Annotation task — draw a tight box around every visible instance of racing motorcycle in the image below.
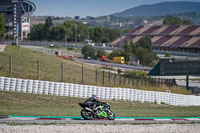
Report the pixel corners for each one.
[79,101,116,120]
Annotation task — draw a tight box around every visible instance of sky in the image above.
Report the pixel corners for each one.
[31,0,200,17]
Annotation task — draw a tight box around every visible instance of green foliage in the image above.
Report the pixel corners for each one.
[95,48,106,59]
[133,37,158,66]
[81,45,95,59]
[0,14,5,39]
[122,41,133,62]
[130,41,137,54]
[89,27,104,43]
[67,47,74,50]
[29,19,120,43]
[163,16,193,25]
[135,47,157,66]
[124,71,147,78]
[29,24,45,40]
[110,50,123,59]
[44,17,53,39]
[104,28,120,42]
[137,37,152,51]
[165,53,171,57]
[183,19,194,25]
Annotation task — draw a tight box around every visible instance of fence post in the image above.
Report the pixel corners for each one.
[96,68,98,84]
[132,78,134,87]
[61,63,64,82]
[9,56,12,74]
[82,65,84,84]
[108,71,111,84]
[119,74,121,85]
[37,60,40,80]
[114,73,116,85]
[102,71,104,85]
[124,76,126,85]
[136,78,138,87]
[158,78,161,87]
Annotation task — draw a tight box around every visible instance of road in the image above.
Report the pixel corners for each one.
[74,58,152,71]
[1,116,200,124]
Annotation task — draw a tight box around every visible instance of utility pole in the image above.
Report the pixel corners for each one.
[75,24,77,44]
[120,22,123,45]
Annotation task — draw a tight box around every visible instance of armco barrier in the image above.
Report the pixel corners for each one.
[0,76,200,106]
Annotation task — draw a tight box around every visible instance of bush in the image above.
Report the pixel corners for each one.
[67,47,74,50]
[124,71,147,79]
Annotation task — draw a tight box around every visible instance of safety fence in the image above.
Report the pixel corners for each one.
[0,76,200,106]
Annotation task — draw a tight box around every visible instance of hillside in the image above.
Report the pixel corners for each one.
[0,45,191,94]
[112,1,200,17]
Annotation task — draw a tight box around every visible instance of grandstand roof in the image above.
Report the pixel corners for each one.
[112,25,200,49]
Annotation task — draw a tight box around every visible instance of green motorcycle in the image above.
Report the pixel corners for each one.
[79,101,116,120]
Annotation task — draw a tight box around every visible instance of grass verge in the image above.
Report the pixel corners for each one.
[0,91,200,117]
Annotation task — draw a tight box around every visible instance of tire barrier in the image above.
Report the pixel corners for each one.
[0,76,200,106]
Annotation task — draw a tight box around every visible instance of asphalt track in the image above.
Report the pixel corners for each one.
[1,116,200,124]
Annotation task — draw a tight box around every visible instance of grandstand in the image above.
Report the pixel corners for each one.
[0,0,36,40]
[112,26,200,53]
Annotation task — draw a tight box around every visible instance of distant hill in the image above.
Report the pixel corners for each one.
[112,1,200,17]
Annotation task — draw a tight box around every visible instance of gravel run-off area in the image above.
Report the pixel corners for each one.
[1,124,200,133]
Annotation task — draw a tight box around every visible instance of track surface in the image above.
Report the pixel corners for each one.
[1,116,200,124]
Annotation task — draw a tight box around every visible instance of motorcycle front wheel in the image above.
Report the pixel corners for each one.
[107,110,116,120]
[81,109,94,120]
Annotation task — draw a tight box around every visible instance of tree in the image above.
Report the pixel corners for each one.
[110,50,123,59]
[0,14,5,39]
[137,37,152,51]
[89,27,105,43]
[74,16,80,20]
[163,16,193,25]
[81,45,95,59]
[122,41,132,62]
[130,41,137,54]
[44,17,53,40]
[95,48,106,59]
[104,28,120,43]
[183,19,193,25]
[29,24,45,40]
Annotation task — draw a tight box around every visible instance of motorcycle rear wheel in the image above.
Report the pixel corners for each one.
[81,109,94,120]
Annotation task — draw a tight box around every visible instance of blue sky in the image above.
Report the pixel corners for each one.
[31,0,200,17]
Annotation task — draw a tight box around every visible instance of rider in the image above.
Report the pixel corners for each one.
[84,94,100,110]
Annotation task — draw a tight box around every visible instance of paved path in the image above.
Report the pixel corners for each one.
[0,45,5,52]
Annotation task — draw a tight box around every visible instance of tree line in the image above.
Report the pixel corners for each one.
[29,17,120,43]
[163,16,193,25]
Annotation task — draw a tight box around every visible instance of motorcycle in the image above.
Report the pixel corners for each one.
[79,101,116,120]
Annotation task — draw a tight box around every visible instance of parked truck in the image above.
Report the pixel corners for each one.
[111,57,125,64]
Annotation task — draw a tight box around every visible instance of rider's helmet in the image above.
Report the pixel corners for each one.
[92,94,98,100]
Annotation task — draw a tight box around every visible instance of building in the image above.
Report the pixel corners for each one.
[0,0,36,40]
[112,25,200,53]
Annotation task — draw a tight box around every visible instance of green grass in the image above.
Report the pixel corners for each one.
[0,45,192,95]
[0,91,200,117]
